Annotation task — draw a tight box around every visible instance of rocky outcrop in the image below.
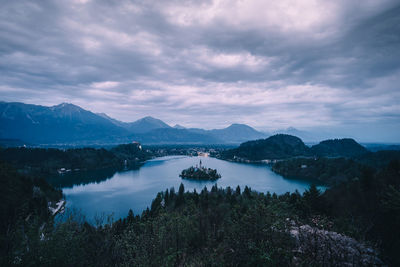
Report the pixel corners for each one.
[289,222,384,266]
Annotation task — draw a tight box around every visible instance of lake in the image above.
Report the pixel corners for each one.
[61,156,325,221]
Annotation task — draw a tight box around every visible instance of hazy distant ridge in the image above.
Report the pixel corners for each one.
[0,102,266,145]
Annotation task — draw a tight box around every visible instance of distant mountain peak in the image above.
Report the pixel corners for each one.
[0,101,273,145]
[226,123,256,130]
[51,102,83,112]
[59,102,71,106]
[228,123,248,127]
[135,116,169,126]
[53,102,76,108]
[273,127,321,142]
[173,124,186,129]
[206,123,266,143]
[0,101,128,144]
[123,116,171,134]
[97,112,109,117]
[97,112,116,120]
[139,116,161,122]
[286,127,297,131]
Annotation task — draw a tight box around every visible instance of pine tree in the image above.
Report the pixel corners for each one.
[303,184,321,212]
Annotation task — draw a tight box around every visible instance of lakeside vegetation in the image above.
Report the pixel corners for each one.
[220,134,400,187]
[0,162,62,266]
[1,137,400,265]
[272,157,366,186]
[272,150,400,186]
[0,143,152,177]
[1,159,399,265]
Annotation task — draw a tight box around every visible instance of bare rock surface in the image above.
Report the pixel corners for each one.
[289,222,385,266]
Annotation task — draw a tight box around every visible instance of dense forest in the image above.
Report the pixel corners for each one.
[0,162,62,266]
[272,157,365,185]
[0,143,152,177]
[1,157,399,266]
[1,138,400,266]
[271,150,400,185]
[221,134,400,188]
[221,134,311,161]
[220,135,373,161]
[311,138,368,157]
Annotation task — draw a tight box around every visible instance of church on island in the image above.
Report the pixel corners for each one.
[179,160,221,181]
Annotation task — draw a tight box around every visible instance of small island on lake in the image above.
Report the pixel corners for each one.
[180,160,221,181]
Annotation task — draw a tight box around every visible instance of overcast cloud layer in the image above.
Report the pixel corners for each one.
[0,0,399,142]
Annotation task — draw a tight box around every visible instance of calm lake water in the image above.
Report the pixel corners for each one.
[61,156,324,221]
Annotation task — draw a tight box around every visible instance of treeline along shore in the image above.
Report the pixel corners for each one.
[1,135,400,265]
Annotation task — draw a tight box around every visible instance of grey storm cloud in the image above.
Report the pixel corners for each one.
[0,0,399,142]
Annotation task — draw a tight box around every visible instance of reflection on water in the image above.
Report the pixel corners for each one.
[62,156,325,221]
[47,168,119,188]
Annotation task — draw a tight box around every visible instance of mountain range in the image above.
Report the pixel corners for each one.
[272,127,338,143]
[0,102,267,145]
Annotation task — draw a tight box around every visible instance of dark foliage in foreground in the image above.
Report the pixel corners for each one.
[323,160,400,264]
[0,162,62,266]
[1,159,400,266]
[355,150,400,169]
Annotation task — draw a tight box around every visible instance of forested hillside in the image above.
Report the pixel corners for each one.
[310,138,368,157]
[221,134,311,160]
[0,162,62,265]
[1,159,399,266]
[272,150,400,185]
[0,143,152,177]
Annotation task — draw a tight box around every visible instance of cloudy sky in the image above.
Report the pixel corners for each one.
[1,0,399,141]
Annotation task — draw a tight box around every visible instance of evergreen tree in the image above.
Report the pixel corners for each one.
[303,184,321,212]
[176,183,185,207]
[235,185,241,195]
